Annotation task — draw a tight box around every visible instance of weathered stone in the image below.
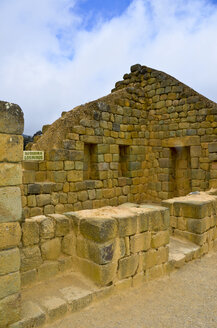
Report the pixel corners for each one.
[0,134,23,162]
[77,237,117,264]
[130,232,151,253]
[9,301,46,328]
[21,269,37,287]
[59,286,92,312]
[0,293,21,327]
[0,163,22,186]
[40,297,67,321]
[20,246,42,272]
[0,101,24,134]
[36,194,51,207]
[0,187,22,222]
[0,272,20,299]
[0,222,21,250]
[48,214,70,236]
[22,221,39,246]
[112,213,137,237]
[151,231,170,248]
[41,238,61,260]
[40,217,55,239]
[62,234,76,256]
[118,254,139,279]
[37,262,59,281]
[76,257,117,286]
[80,218,117,242]
[0,248,20,275]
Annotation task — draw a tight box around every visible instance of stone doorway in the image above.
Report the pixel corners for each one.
[170,146,191,196]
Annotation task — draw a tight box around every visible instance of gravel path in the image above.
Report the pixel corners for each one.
[47,252,217,328]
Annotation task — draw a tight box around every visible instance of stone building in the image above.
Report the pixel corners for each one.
[22,64,217,217]
[1,64,217,327]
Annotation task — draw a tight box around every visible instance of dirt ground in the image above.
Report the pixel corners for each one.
[46,251,217,328]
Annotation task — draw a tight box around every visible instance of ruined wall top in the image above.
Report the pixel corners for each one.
[0,101,24,135]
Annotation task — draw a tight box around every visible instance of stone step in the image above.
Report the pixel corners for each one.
[10,237,201,328]
[168,236,200,270]
[9,271,112,328]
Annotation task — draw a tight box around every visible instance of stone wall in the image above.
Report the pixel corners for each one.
[0,101,24,327]
[20,213,75,287]
[20,203,170,288]
[163,190,217,255]
[21,64,217,218]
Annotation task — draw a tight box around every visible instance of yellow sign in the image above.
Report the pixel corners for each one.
[23,151,44,161]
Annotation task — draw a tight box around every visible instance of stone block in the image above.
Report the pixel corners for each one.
[0,222,21,250]
[41,238,61,260]
[143,249,157,269]
[80,218,117,242]
[0,293,21,327]
[208,142,217,153]
[113,214,137,237]
[39,217,55,239]
[151,231,170,248]
[0,187,22,223]
[40,297,67,321]
[27,183,41,194]
[0,134,23,162]
[173,201,209,219]
[187,218,209,234]
[37,261,59,281]
[9,301,46,328]
[118,254,139,279]
[67,171,83,182]
[146,264,164,280]
[76,257,117,286]
[48,214,70,236]
[22,221,39,246]
[0,272,20,300]
[58,256,73,272]
[36,194,51,207]
[190,146,201,157]
[130,232,151,253]
[0,248,20,275]
[0,163,22,186]
[0,101,24,134]
[77,237,117,264]
[21,269,37,287]
[59,286,92,312]
[20,246,42,272]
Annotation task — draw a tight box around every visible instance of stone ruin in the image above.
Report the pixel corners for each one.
[1,64,217,327]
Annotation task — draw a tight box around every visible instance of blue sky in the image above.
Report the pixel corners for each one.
[1,0,217,134]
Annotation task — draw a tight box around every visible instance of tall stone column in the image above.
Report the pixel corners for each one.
[0,101,24,327]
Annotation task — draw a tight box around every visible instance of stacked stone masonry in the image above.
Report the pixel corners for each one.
[0,101,24,328]
[2,64,217,326]
[20,204,170,288]
[22,64,217,217]
[163,190,217,255]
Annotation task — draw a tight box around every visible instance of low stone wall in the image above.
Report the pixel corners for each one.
[20,214,75,287]
[69,204,170,286]
[0,101,24,328]
[20,204,170,288]
[163,191,217,255]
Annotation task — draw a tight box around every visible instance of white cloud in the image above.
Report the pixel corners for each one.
[0,0,217,134]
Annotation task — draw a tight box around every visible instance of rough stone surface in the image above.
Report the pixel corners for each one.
[0,163,22,186]
[0,222,21,250]
[0,101,24,134]
[0,293,21,328]
[41,238,61,260]
[0,248,20,275]
[80,218,117,242]
[0,187,22,223]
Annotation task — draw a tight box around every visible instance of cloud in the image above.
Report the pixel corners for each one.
[0,0,217,134]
